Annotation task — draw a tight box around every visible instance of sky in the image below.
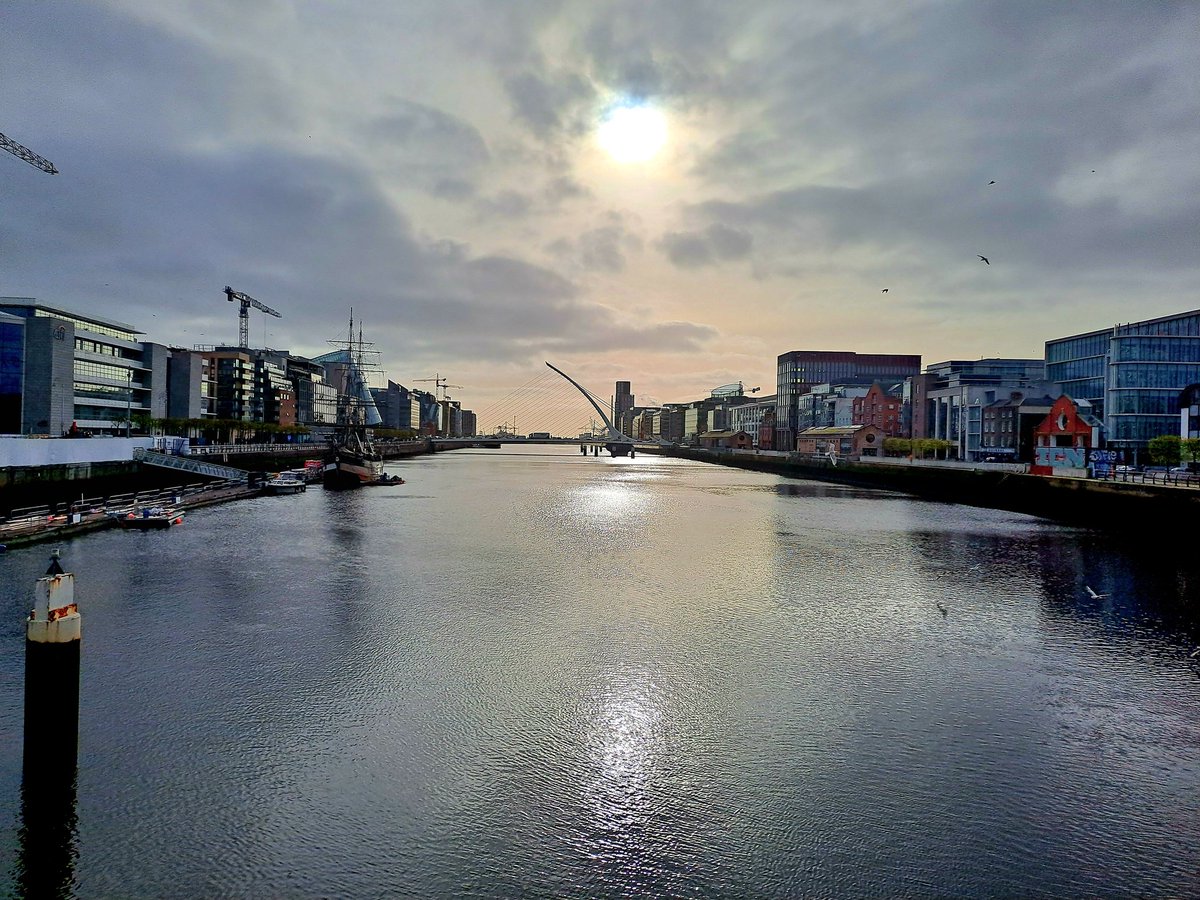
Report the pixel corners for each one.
[3,1,1199,429]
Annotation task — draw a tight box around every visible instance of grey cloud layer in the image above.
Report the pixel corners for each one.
[4,0,1199,401]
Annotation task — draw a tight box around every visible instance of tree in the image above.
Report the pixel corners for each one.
[1184,437,1200,466]
[883,438,911,457]
[1148,434,1182,466]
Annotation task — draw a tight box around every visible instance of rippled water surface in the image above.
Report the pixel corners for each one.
[2,446,1199,897]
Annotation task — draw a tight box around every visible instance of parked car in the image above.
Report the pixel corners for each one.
[1115,465,1137,473]
[1169,466,1193,475]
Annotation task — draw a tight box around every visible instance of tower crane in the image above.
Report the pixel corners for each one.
[0,132,58,174]
[223,285,282,349]
[415,374,463,401]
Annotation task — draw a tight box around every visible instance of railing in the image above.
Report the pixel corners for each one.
[133,449,251,482]
[188,442,323,456]
[1095,468,1200,488]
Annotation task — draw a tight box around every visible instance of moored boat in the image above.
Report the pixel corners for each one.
[319,311,392,490]
[263,471,307,495]
[114,507,184,529]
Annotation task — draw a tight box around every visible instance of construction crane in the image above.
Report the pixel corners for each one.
[415,374,463,401]
[0,131,58,174]
[223,285,282,349]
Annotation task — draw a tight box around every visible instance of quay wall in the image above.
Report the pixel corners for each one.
[646,446,1199,533]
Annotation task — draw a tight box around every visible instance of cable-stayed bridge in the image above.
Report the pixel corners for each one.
[467,362,637,457]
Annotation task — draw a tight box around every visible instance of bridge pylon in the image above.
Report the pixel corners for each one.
[544,362,636,457]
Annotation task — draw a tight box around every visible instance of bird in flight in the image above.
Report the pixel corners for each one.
[1189,647,1199,659]
[988,180,996,185]
[1085,585,1109,599]
[978,255,990,265]
[936,602,948,618]
[881,288,888,293]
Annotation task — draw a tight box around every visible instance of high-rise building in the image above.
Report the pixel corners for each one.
[614,381,634,422]
[1046,308,1200,456]
[776,351,921,449]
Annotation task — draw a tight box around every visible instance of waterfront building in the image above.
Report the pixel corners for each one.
[795,424,886,458]
[461,409,477,437]
[796,384,870,433]
[776,350,921,449]
[699,430,752,450]
[980,392,1057,461]
[0,298,169,435]
[1031,395,1103,476]
[656,406,685,443]
[727,395,776,448]
[910,359,1048,461]
[851,383,904,437]
[0,312,26,433]
[370,381,424,432]
[1046,308,1200,458]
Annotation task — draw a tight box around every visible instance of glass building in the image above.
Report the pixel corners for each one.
[1046,308,1200,455]
[0,312,25,433]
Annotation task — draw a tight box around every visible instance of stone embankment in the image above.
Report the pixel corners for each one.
[643,446,1200,533]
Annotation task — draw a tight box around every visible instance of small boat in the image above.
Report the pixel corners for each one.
[263,472,307,495]
[115,506,184,529]
[367,473,405,486]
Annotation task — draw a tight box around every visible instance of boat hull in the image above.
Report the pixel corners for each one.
[322,452,384,489]
[115,511,184,529]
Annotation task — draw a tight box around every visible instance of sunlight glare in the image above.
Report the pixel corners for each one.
[597,104,668,164]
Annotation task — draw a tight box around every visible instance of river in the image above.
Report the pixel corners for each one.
[2,445,1199,898]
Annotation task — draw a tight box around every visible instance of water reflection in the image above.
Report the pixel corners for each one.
[12,772,78,899]
[13,720,79,900]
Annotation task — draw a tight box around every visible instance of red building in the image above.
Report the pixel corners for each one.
[1031,395,1104,475]
[852,382,903,436]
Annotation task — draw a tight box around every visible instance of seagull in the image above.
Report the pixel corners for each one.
[936,602,948,617]
[988,180,996,185]
[1190,647,1199,659]
[978,255,990,265]
[1085,585,1109,599]
[881,288,888,293]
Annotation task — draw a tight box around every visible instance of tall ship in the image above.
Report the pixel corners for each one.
[317,313,387,489]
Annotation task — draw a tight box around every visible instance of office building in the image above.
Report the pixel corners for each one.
[911,358,1048,460]
[0,298,169,435]
[776,351,920,449]
[1046,308,1200,456]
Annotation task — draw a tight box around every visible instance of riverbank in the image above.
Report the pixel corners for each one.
[643,445,1200,534]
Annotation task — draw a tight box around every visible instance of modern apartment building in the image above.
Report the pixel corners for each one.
[1046,308,1200,456]
[851,383,904,436]
[727,395,776,448]
[776,350,920,449]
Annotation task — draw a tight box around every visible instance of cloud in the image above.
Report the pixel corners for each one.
[658,224,753,269]
[504,70,595,138]
[365,98,491,173]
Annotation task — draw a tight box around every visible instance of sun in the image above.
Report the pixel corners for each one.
[596,104,668,164]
